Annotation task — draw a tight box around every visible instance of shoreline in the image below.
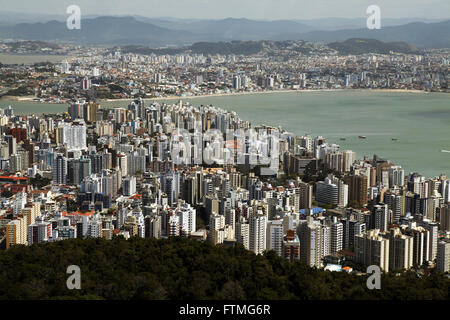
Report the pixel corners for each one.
[101,88,431,103]
[0,88,448,180]
[0,88,437,105]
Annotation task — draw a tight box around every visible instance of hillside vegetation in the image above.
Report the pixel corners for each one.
[328,38,419,55]
[0,237,448,300]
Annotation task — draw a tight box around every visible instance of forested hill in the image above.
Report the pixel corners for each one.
[328,38,419,55]
[0,237,448,300]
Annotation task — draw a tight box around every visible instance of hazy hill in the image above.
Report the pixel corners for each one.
[119,40,322,56]
[0,16,194,46]
[328,38,420,55]
[300,20,450,48]
[294,17,445,31]
[0,16,448,48]
[166,18,314,39]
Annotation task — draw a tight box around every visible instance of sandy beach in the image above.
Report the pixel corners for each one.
[0,88,433,104]
[101,88,431,103]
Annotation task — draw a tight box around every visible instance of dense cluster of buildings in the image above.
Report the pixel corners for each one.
[1,41,448,103]
[0,98,449,276]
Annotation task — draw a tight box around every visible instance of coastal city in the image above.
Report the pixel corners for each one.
[0,0,450,303]
[0,40,449,104]
[0,90,449,275]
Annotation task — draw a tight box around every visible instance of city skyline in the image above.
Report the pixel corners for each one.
[0,0,449,305]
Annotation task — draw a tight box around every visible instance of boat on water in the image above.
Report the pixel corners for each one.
[340,138,346,141]
[392,138,398,141]
[441,150,450,153]
[358,135,366,139]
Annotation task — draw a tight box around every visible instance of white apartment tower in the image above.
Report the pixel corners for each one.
[266,219,284,257]
[330,217,343,254]
[249,215,267,255]
[354,229,390,272]
[436,241,450,273]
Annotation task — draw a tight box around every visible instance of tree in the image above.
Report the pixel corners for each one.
[29,173,51,189]
[0,237,448,300]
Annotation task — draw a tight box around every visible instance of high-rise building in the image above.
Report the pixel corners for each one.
[441,180,450,203]
[440,205,450,232]
[329,217,343,254]
[236,221,249,250]
[208,214,225,245]
[325,152,343,173]
[68,103,84,120]
[342,150,356,172]
[53,154,68,185]
[232,75,241,90]
[22,202,41,226]
[84,102,99,123]
[283,229,300,262]
[6,218,26,249]
[81,76,91,90]
[298,181,313,209]
[388,228,413,271]
[87,221,102,238]
[175,202,196,236]
[9,150,29,173]
[61,60,70,73]
[329,175,348,207]
[266,219,283,257]
[316,178,339,206]
[299,217,328,267]
[405,225,430,266]
[204,195,219,221]
[27,217,52,245]
[264,76,274,88]
[346,174,368,207]
[68,156,91,185]
[420,220,439,262]
[341,218,366,249]
[371,203,389,232]
[4,135,17,155]
[62,120,87,151]
[122,176,137,196]
[388,166,405,187]
[144,215,162,239]
[384,191,403,223]
[160,171,181,206]
[354,229,390,271]
[436,240,450,273]
[249,214,267,255]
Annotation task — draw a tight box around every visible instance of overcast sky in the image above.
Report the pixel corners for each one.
[1,0,449,20]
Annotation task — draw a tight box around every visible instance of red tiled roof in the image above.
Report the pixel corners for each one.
[62,210,95,217]
[0,176,27,180]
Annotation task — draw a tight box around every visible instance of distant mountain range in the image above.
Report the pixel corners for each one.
[0,17,194,47]
[0,15,449,48]
[118,39,421,56]
[300,20,450,48]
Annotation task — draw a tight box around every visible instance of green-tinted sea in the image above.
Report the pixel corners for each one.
[2,90,449,178]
